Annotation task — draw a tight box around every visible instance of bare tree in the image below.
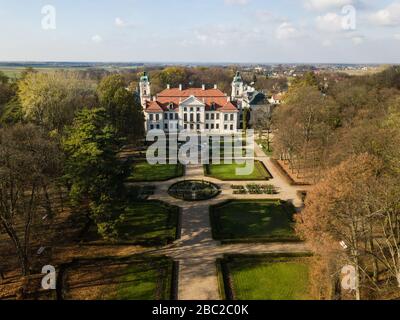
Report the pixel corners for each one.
[0,124,62,275]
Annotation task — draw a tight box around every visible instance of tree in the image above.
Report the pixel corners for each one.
[97,74,144,143]
[18,71,97,133]
[0,124,62,275]
[252,108,273,152]
[62,108,129,240]
[295,154,383,300]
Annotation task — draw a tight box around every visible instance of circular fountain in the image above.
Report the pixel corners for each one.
[168,180,220,201]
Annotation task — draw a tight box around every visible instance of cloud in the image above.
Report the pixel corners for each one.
[322,39,333,46]
[316,13,344,32]
[394,33,400,40]
[276,22,302,40]
[304,0,356,11]
[224,0,250,5]
[369,2,400,26]
[91,35,103,43]
[115,17,135,28]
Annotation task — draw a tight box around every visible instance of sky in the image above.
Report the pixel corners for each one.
[1,0,400,63]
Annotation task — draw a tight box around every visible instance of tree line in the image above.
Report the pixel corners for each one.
[271,67,400,299]
[0,69,144,276]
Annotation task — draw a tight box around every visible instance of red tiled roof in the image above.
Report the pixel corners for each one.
[145,87,239,113]
[158,88,226,98]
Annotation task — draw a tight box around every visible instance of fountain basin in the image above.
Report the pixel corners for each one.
[168,180,220,201]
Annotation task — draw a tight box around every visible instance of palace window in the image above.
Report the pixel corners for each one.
[206,124,209,129]
[216,124,219,129]
[184,114,188,122]
[230,114,234,121]
[197,114,201,122]
[230,125,234,130]
[216,113,220,120]
[190,114,194,122]
[206,113,210,120]
[224,114,228,121]
[211,113,215,120]
[150,114,154,121]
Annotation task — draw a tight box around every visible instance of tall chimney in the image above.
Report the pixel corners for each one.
[202,84,206,90]
[167,84,170,89]
[214,84,218,89]
[179,84,183,91]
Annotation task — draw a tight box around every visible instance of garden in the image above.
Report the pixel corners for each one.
[83,200,180,246]
[210,200,299,243]
[128,161,184,182]
[218,254,311,300]
[60,255,175,300]
[204,161,272,181]
[168,180,220,201]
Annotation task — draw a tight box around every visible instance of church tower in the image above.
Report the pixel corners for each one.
[139,71,151,107]
[231,71,244,100]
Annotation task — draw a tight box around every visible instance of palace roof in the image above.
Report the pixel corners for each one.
[145,87,238,113]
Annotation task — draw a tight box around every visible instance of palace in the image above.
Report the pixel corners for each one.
[139,71,271,134]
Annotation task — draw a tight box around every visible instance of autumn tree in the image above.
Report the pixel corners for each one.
[296,154,385,300]
[18,71,97,133]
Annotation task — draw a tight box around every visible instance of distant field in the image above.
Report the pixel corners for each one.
[0,67,64,78]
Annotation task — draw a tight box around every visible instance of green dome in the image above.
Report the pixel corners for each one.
[140,71,149,82]
[233,71,242,83]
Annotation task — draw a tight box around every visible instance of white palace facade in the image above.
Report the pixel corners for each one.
[139,71,270,134]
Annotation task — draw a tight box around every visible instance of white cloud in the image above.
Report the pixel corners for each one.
[91,35,103,43]
[394,33,400,40]
[115,17,135,28]
[316,13,344,32]
[369,2,400,26]
[224,0,250,5]
[304,0,356,11]
[276,22,302,40]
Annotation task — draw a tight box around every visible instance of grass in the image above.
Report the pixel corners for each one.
[205,161,272,181]
[83,200,179,246]
[117,201,179,245]
[128,161,184,182]
[210,200,299,243]
[220,255,311,300]
[63,256,174,300]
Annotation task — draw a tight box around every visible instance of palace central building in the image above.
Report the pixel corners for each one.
[139,71,270,134]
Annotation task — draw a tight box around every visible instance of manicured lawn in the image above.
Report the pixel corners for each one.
[205,161,272,181]
[63,256,174,300]
[83,200,179,245]
[220,255,311,300]
[117,201,179,245]
[210,200,298,243]
[128,161,184,182]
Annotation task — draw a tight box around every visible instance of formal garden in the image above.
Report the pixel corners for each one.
[83,200,180,246]
[218,254,311,300]
[210,200,299,243]
[60,255,175,300]
[204,161,272,181]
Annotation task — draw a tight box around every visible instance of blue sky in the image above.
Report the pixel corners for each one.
[0,0,400,63]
